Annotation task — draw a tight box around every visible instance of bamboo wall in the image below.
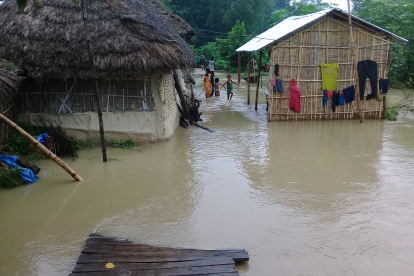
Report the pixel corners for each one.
[268,14,390,121]
[17,78,154,115]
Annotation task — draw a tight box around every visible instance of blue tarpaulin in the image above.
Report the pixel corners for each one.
[37,132,48,143]
[0,155,38,184]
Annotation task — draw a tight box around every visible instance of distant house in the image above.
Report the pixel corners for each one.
[237,9,407,121]
[0,0,195,142]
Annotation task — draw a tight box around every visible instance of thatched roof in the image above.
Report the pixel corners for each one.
[0,69,20,110]
[0,0,195,79]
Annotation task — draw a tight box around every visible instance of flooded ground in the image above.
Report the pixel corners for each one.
[1,70,414,275]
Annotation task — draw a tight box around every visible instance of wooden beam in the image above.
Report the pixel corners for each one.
[255,50,263,110]
[247,52,252,105]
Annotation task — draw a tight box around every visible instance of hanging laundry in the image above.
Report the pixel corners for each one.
[323,89,332,107]
[331,90,338,112]
[320,63,339,91]
[379,79,390,94]
[357,60,378,100]
[377,94,383,101]
[272,79,284,92]
[343,85,355,104]
[274,64,279,76]
[339,93,345,106]
[289,79,301,112]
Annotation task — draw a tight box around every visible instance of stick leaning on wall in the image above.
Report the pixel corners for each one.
[0,113,83,181]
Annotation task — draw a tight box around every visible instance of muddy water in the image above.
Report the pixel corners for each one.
[1,70,414,275]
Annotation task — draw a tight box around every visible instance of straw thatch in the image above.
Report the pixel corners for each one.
[0,0,195,80]
[136,0,196,39]
[0,68,21,148]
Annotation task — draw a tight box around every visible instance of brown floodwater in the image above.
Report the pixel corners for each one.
[1,70,414,275]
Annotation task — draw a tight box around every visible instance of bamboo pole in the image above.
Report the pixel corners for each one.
[81,0,107,161]
[255,50,263,110]
[0,113,83,181]
[238,51,241,84]
[247,52,252,105]
[347,0,362,123]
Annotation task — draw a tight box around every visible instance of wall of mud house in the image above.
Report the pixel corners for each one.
[16,70,185,143]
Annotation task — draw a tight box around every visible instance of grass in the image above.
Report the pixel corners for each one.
[0,168,24,189]
[3,124,48,161]
[385,108,399,121]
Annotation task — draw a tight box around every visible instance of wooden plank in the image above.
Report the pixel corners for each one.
[69,264,237,275]
[80,250,249,262]
[82,245,245,254]
[71,273,238,276]
[77,251,249,264]
[73,258,234,273]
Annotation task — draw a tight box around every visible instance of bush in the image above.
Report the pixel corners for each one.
[0,168,24,189]
[4,125,47,161]
[385,108,399,121]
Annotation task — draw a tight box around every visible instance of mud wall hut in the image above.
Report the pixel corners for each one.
[237,9,407,121]
[0,0,195,142]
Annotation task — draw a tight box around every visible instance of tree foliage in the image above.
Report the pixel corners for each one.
[356,0,414,88]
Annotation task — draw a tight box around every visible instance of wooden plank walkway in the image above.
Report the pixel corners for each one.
[70,234,249,276]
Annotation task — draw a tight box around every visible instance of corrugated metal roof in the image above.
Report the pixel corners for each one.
[236,8,408,52]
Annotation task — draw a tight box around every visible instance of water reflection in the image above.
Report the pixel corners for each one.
[0,71,413,275]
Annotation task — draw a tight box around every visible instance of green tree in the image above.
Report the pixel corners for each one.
[356,0,414,88]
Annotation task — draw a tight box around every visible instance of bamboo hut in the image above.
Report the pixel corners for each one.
[237,9,408,121]
[0,0,195,142]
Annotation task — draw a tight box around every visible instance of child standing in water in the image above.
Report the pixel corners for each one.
[214,78,220,97]
[221,74,239,100]
[204,68,212,98]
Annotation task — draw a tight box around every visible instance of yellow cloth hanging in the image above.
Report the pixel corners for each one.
[320,63,339,91]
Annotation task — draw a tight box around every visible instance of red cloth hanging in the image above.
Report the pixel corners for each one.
[289,79,301,112]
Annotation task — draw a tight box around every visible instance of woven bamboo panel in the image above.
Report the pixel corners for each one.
[268,15,389,121]
[162,72,177,120]
[17,78,153,114]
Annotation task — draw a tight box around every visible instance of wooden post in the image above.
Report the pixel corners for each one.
[347,0,362,123]
[247,52,252,105]
[238,51,241,84]
[81,0,108,161]
[0,113,83,181]
[255,50,263,111]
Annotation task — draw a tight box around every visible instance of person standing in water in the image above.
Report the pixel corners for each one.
[221,74,239,100]
[208,57,216,96]
[214,78,220,97]
[200,55,205,71]
[204,68,212,98]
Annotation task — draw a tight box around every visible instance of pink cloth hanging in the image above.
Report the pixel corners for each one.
[289,79,301,113]
[271,79,276,86]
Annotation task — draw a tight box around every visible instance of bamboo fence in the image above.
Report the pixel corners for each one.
[268,14,389,121]
[17,78,154,115]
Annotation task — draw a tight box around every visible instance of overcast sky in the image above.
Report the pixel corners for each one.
[325,0,351,11]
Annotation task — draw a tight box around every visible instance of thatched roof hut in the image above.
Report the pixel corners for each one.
[0,0,195,79]
[0,0,196,143]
